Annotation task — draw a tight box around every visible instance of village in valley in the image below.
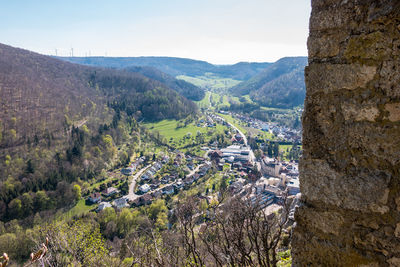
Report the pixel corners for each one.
[85,105,302,221]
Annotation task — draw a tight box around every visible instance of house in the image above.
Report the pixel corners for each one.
[121,167,135,176]
[113,197,129,209]
[133,194,153,206]
[163,185,175,195]
[232,133,243,143]
[162,156,170,164]
[102,187,119,197]
[150,183,160,190]
[139,184,151,193]
[88,192,102,203]
[152,190,163,198]
[184,176,195,185]
[174,180,184,190]
[250,193,275,209]
[209,150,223,161]
[193,173,200,181]
[97,202,112,212]
[230,180,244,193]
[161,175,170,184]
[261,157,281,177]
[141,173,150,181]
[210,141,218,148]
[287,178,300,195]
[156,161,163,168]
[262,124,270,132]
[221,145,250,162]
[187,164,194,170]
[218,163,224,171]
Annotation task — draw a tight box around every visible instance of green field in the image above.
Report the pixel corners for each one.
[258,129,275,140]
[260,106,292,112]
[60,199,95,220]
[195,91,233,110]
[210,92,230,108]
[177,74,241,91]
[195,91,211,109]
[217,113,248,136]
[143,119,229,149]
[144,119,207,140]
[280,144,303,161]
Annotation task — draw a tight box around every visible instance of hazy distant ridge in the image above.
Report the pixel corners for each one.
[58,56,271,80]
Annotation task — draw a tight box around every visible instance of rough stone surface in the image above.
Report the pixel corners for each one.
[292,0,400,266]
[388,258,400,267]
[306,63,377,95]
[385,103,400,122]
[395,224,400,238]
[396,197,400,212]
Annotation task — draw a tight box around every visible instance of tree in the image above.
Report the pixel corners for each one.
[267,143,273,158]
[116,209,138,238]
[8,129,16,142]
[175,197,205,267]
[254,149,262,160]
[21,193,33,217]
[34,191,49,211]
[155,212,168,230]
[35,220,112,266]
[196,194,291,267]
[273,143,280,158]
[0,233,17,259]
[0,121,2,143]
[148,199,167,222]
[8,199,23,219]
[26,159,35,174]
[173,193,291,267]
[73,184,81,201]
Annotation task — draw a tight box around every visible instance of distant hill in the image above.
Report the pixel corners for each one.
[250,67,306,108]
[214,62,272,80]
[59,56,271,80]
[229,57,308,108]
[0,44,197,150]
[125,66,205,101]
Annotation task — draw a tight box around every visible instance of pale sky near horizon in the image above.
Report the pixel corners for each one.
[0,0,311,64]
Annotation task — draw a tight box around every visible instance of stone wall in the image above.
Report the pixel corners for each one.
[292,0,400,266]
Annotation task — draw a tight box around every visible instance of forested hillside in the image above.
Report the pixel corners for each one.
[125,66,205,101]
[0,43,196,222]
[250,67,306,108]
[60,56,271,80]
[230,57,307,108]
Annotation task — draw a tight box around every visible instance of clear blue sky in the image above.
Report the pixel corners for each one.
[0,0,311,64]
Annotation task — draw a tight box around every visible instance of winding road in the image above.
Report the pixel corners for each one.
[226,121,255,163]
[126,164,152,201]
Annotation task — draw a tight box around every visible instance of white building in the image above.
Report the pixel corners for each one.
[97,202,112,212]
[261,157,281,177]
[139,184,151,193]
[287,178,300,195]
[113,197,129,209]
